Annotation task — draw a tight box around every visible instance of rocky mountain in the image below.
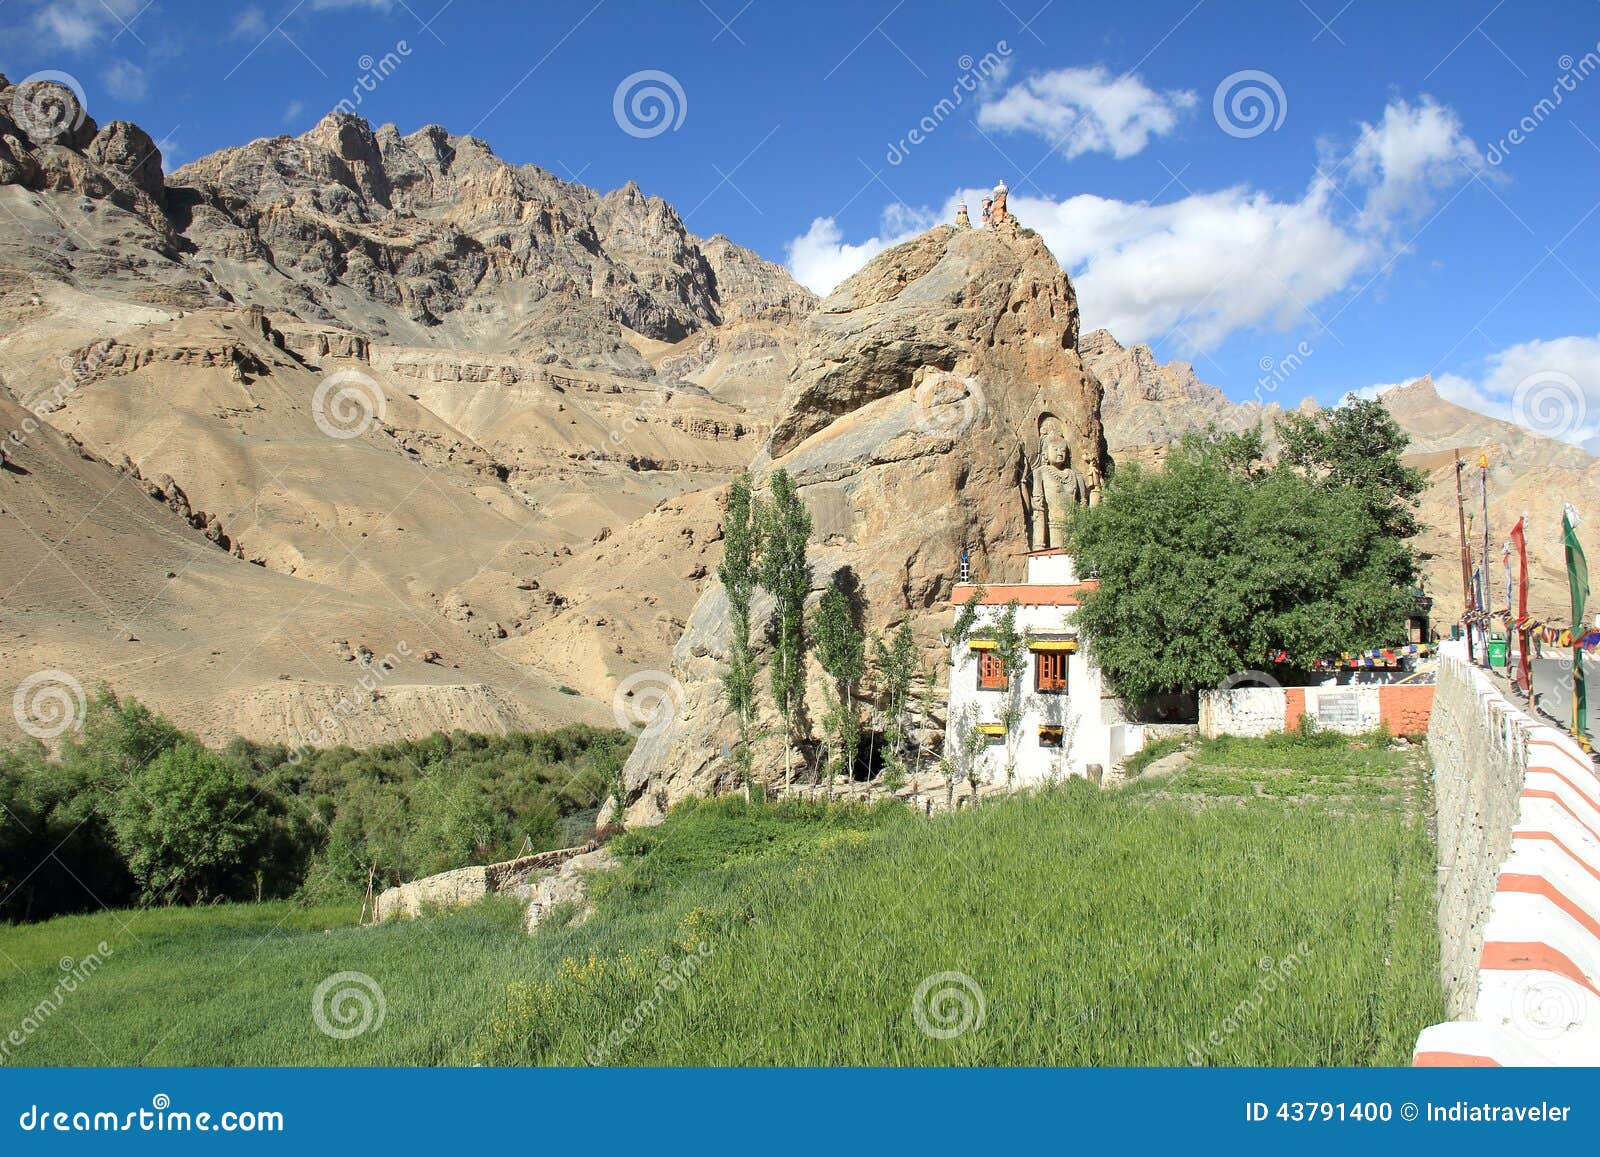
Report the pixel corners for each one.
[0,74,813,745]
[2,69,1587,766]
[619,224,1110,822]
[1081,335,1599,625]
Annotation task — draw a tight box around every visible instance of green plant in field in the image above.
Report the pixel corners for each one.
[757,469,812,787]
[717,472,760,796]
[814,574,865,798]
[1121,735,1190,777]
[0,733,1443,1067]
[872,623,917,791]
[940,702,989,811]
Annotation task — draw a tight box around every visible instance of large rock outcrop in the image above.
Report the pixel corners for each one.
[618,225,1110,822]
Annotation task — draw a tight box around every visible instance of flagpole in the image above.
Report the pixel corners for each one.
[1562,503,1591,752]
[1480,453,1490,668]
[1454,450,1474,661]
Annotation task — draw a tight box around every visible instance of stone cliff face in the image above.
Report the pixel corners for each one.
[0,74,814,376]
[166,115,814,369]
[619,225,1111,822]
[0,76,814,751]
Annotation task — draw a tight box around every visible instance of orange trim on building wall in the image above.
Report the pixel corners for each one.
[1522,789,1600,846]
[1512,831,1600,884]
[951,582,1099,606]
[1378,685,1435,737]
[1284,688,1307,731]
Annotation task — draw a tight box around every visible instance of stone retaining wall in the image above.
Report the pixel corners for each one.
[373,841,597,922]
[1413,641,1600,1066]
[1199,682,1434,739]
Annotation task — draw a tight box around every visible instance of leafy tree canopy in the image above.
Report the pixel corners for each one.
[1065,423,1421,700]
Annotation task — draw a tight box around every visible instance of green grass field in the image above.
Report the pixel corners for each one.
[0,732,1443,1066]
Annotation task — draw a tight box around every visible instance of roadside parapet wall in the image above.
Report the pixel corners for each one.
[1414,641,1600,1066]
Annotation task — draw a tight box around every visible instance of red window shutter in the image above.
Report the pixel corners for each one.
[978,652,1007,690]
[1035,651,1067,693]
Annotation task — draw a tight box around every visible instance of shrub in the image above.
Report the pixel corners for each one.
[108,742,272,903]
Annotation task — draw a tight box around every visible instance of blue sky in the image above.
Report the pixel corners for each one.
[4,0,1599,446]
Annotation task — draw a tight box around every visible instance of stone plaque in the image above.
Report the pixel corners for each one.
[1315,691,1362,730]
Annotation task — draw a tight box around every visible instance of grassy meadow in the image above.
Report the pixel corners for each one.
[0,730,1444,1066]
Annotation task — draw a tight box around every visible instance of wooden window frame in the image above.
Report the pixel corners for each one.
[977,651,1007,690]
[1034,649,1068,694]
[1038,726,1064,748]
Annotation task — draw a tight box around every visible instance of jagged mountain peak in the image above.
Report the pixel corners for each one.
[4,93,815,370]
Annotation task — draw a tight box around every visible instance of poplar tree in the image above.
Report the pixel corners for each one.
[873,623,917,788]
[758,469,812,787]
[717,473,759,798]
[814,578,865,797]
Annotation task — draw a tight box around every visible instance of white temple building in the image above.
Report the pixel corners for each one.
[943,549,1148,784]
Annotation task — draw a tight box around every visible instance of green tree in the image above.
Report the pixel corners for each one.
[989,600,1031,788]
[108,742,270,903]
[814,576,866,798]
[1064,434,1419,700]
[1276,397,1426,542]
[717,472,761,798]
[757,469,812,787]
[940,703,989,811]
[872,623,918,789]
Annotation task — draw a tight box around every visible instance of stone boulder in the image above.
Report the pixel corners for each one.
[618,225,1111,823]
[86,120,165,203]
[517,846,617,933]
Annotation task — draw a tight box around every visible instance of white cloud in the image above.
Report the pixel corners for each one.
[788,95,1483,352]
[1341,97,1484,232]
[785,207,935,296]
[977,65,1196,159]
[283,99,306,125]
[1014,183,1367,350]
[1439,335,1600,448]
[102,60,147,101]
[230,6,268,39]
[26,0,144,51]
